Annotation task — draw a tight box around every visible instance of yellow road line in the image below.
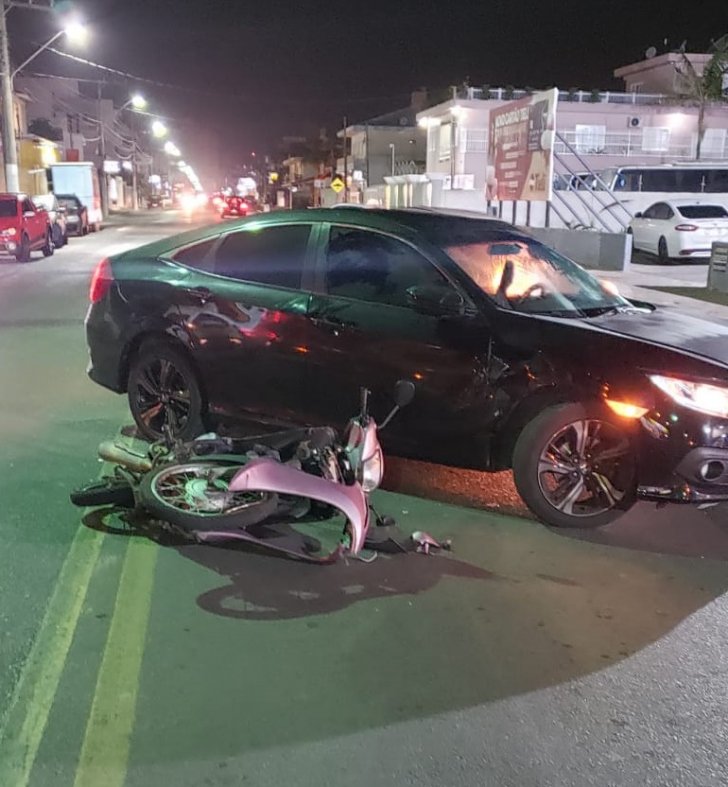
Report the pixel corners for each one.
[73,537,158,787]
[0,525,105,787]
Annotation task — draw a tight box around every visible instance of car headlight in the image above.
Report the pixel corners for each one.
[650,374,728,418]
[2,227,16,236]
[361,447,384,492]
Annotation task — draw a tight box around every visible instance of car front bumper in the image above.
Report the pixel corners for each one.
[636,409,728,503]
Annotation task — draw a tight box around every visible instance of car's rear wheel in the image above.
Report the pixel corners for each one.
[128,340,206,442]
[657,236,672,265]
[15,234,30,262]
[42,230,54,257]
[512,402,637,529]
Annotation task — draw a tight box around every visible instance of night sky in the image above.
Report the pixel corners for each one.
[8,0,728,182]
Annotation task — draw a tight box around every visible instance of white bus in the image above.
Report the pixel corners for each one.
[553,163,728,232]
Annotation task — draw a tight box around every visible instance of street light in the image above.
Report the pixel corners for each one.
[130,94,147,110]
[11,20,88,79]
[1,17,88,191]
[151,120,167,138]
[164,140,181,157]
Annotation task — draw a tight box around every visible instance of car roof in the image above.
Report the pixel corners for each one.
[119,207,531,262]
[657,199,728,209]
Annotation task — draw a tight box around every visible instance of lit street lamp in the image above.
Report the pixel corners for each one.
[151,120,168,138]
[11,20,87,79]
[164,141,181,157]
[0,14,88,191]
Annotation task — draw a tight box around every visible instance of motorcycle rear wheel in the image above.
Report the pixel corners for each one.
[138,461,278,531]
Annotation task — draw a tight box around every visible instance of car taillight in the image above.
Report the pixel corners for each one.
[89,258,113,303]
[675,224,698,231]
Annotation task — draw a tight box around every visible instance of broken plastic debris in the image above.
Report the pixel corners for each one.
[411,530,452,555]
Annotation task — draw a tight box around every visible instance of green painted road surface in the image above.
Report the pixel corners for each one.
[2,212,728,787]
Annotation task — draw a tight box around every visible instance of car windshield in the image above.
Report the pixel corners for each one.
[32,195,53,210]
[445,238,631,317]
[677,205,728,219]
[0,199,16,217]
[56,196,79,210]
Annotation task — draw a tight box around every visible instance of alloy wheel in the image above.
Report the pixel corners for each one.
[132,357,192,436]
[537,418,634,518]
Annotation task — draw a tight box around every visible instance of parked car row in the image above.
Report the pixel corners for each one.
[0,191,96,262]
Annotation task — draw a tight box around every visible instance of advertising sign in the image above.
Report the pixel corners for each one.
[486,88,558,202]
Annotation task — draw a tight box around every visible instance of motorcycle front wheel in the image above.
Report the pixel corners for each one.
[70,477,136,508]
[138,461,278,531]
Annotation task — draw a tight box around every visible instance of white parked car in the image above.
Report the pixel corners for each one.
[32,193,69,247]
[629,200,728,263]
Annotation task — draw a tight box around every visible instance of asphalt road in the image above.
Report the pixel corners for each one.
[1,211,727,787]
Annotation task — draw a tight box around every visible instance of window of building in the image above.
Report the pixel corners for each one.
[574,125,607,154]
[464,128,488,152]
[438,123,452,161]
[642,127,670,152]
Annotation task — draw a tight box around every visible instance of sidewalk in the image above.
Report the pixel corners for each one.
[591,261,728,325]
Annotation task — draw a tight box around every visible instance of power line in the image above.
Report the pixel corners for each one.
[44,46,413,107]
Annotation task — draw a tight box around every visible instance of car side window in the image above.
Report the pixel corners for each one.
[22,198,34,214]
[213,224,311,289]
[171,238,217,273]
[664,206,675,219]
[642,204,657,219]
[324,226,450,308]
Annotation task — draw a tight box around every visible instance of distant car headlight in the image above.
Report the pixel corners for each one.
[650,375,728,418]
[360,447,384,492]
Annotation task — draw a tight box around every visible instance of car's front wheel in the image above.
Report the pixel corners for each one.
[512,402,637,528]
[128,340,206,442]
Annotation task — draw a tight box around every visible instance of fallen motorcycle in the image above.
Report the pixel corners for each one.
[71,380,417,562]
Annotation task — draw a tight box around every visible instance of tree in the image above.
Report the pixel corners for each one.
[673,36,728,160]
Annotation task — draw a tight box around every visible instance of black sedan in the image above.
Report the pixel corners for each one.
[85,207,728,529]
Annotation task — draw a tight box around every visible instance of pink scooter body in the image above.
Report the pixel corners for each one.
[227,456,370,554]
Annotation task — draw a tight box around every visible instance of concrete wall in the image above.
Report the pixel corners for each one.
[523,227,632,271]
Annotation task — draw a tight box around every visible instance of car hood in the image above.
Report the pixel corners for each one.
[493,305,728,384]
[0,216,18,231]
[585,308,728,369]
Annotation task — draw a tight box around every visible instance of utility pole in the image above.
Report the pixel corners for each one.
[97,80,108,217]
[0,0,18,191]
[0,0,55,192]
[130,111,138,210]
[342,115,348,203]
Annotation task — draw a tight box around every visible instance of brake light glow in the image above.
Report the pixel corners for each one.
[89,258,113,303]
[675,224,698,232]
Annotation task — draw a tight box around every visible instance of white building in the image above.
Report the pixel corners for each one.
[404,53,728,229]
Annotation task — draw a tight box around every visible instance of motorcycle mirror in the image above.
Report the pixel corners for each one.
[394,380,415,408]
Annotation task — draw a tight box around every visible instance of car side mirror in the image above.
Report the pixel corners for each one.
[633,211,643,219]
[23,210,35,218]
[394,379,415,408]
[406,285,465,316]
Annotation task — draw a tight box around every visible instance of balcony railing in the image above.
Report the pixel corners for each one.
[458,87,669,106]
[554,130,728,160]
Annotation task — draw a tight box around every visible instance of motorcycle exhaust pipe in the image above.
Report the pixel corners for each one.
[98,441,153,473]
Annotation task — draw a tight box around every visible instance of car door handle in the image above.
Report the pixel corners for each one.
[186,286,212,304]
[310,315,354,331]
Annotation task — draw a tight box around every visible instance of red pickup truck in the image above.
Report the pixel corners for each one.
[0,193,53,262]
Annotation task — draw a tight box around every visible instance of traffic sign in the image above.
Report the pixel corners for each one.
[330,177,345,193]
